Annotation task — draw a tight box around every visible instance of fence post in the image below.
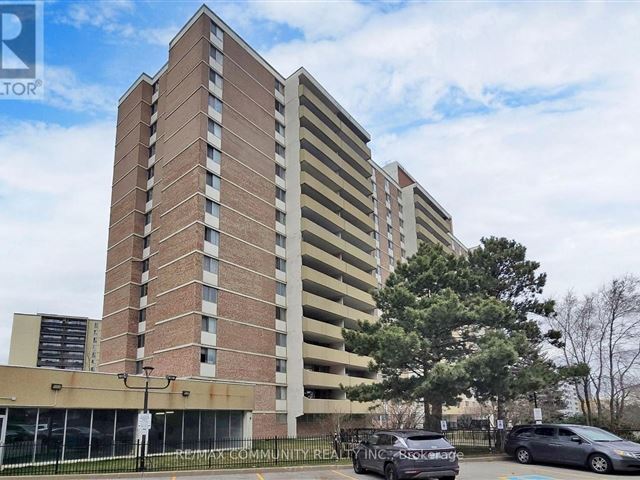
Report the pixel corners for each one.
[135,439,140,472]
[487,424,493,454]
[54,442,61,474]
[274,436,278,466]
[208,438,212,469]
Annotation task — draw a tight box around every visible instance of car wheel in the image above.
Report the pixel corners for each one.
[384,462,399,480]
[515,447,533,464]
[352,455,366,474]
[440,477,456,480]
[589,453,612,474]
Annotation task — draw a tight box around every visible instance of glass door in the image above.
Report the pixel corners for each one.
[0,409,6,467]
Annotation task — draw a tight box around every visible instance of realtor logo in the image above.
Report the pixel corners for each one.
[0,1,43,98]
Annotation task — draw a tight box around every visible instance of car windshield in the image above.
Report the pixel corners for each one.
[405,435,450,449]
[572,427,622,442]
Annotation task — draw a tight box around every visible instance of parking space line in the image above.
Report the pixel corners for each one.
[256,473,265,480]
[332,469,358,480]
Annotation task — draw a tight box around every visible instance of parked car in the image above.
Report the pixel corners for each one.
[352,429,459,480]
[505,423,640,474]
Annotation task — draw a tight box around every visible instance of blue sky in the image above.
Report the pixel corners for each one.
[1,1,639,361]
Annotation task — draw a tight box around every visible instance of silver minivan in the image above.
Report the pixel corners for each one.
[505,424,640,474]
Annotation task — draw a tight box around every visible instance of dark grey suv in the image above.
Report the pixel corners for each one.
[352,430,459,479]
[505,424,640,474]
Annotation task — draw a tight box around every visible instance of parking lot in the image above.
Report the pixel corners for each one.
[139,460,639,480]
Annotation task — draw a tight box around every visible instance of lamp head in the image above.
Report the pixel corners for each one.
[117,373,128,380]
[166,375,177,382]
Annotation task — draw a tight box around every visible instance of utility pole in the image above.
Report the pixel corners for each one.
[118,366,176,471]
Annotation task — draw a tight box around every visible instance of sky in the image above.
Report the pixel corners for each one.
[1,1,639,363]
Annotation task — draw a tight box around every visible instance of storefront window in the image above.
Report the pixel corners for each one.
[64,409,92,459]
[90,409,115,458]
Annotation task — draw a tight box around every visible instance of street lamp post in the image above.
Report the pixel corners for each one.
[118,366,176,472]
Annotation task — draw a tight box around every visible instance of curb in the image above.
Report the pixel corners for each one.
[0,456,510,479]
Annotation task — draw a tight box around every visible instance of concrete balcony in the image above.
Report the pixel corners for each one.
[302,265,375,311]
[298,85,371,158]
[301,218,376,272]
[417,223,453,252]
[303,370,377,389]
[414,193,452,234]
[300,171,373,234]
[301,195,374,252]
[302,317,344,343]
[300,150,372,215]
[299,105,370,178]
[302,292,374,329]
[302,342,372,370]
[303,397,376,415]
[299,128,371,195]
[301,242,376,291]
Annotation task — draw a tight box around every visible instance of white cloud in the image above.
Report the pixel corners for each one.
[59,0,179,46]
[43,66,119,114]
[0,121,114,363]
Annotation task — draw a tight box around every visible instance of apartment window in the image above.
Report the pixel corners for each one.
[210,45,223,64]
[275,121,285,136]
[276,187,286,202]
[207,145,221,164]
[208,119,222,138]
[150,102,157,115]
[276,306,286,321]
[276,413,287,424]
[206,199,220,217]
[144,212,151,225]
[204,255,219,274]
[376,266,381,276]
[276,233,286,248]
[140,283,148,297]
[141,259,149,273]
[275,257,286,272]
[135,360,143,374]
[275,79,284,95]
[399,219,404,228]
[201,347,216,364]
[276,359,287,373]
[146,188,153,202]
[275,210,286,225]
[210,21,223,40]
[276,386,287,400]
[202,316,217,334]
[384,178,390,191]
[400,233,405,242]
[275,142,286,157]
[206,171,221,190]
[385,193,391,204]
[373,214,379,225]
[398,203,403,214]
[275,163,285,179]
[137,334,145,348]
[203,285,218,303]
[275,99,285,115]
[209,94,223,113]
[139,309,146,323]
[150,122,157,136]
[276,282,286,297]
[143,235,150,248]
[375,249,380,259]
[387,224,393,235]
[373,231,379,240]
[205,227,220,245]
[147,166,154,180]
[152,81,159,94]
[401,249,407,258]
[209,69,223,88]
[148,144,156,158]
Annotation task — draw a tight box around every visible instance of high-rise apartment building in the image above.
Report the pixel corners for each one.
[8,313,101,372]
[101,5,463,436]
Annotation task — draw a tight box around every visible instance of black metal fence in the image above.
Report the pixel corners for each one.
[0,429,502,476]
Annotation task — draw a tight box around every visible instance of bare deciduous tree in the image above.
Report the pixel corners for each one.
[550,275,640,428]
